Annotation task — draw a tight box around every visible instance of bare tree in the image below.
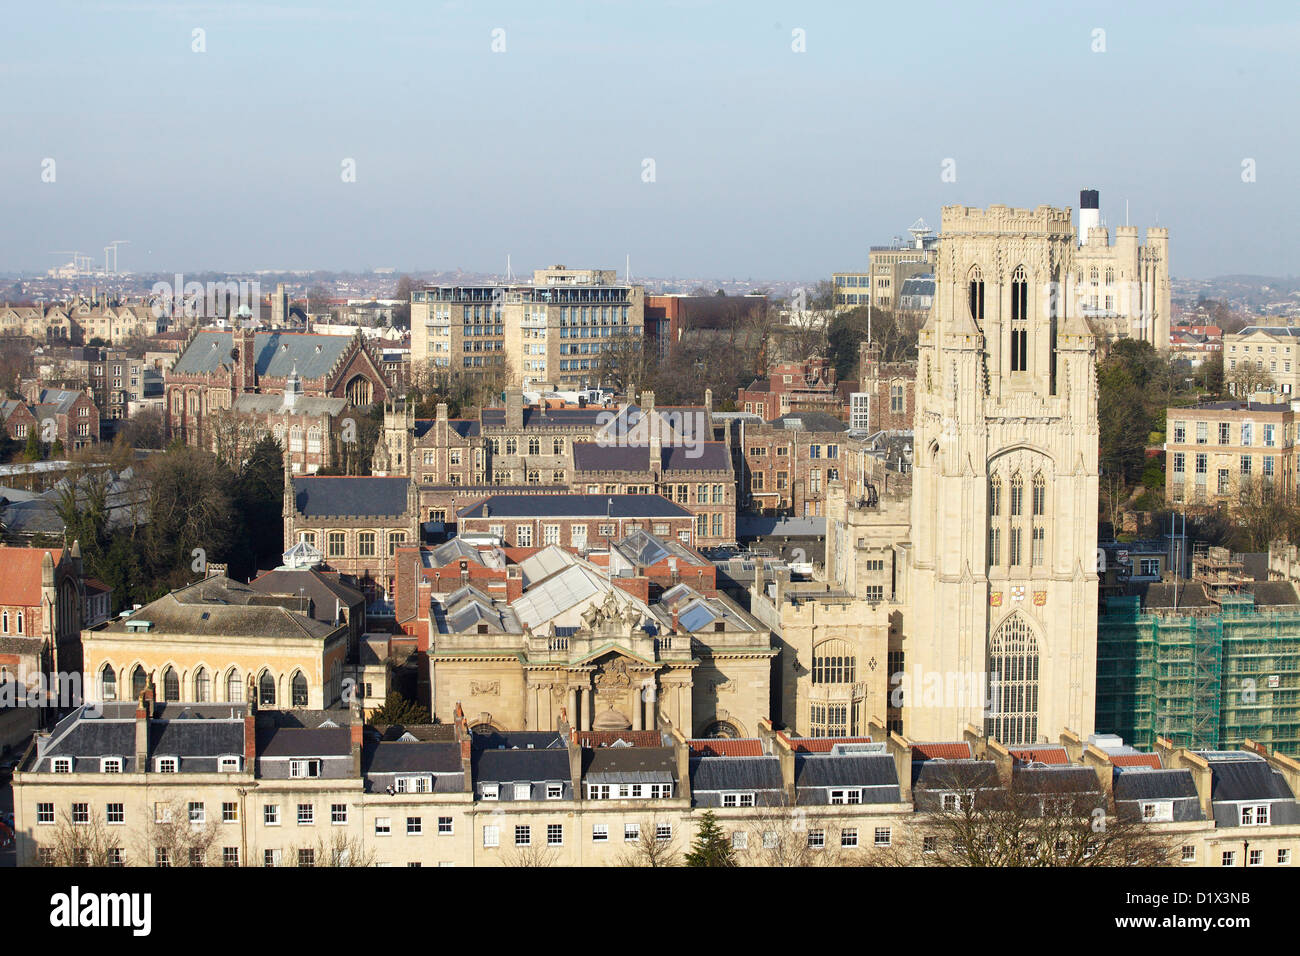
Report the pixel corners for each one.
[1226,361,1275,397]
[137,799,223,867]
[500,843,559,867]
[890,769,1179,867]
[34,808,126,866]
[613,816,682,867]
[287,831,377,868]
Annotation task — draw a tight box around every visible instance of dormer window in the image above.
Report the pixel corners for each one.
[513,784,531,800]
[721,791,756,808]
[394,775,431,793]
[101,757,123,774]
[828,788,863,805]
[481,784,499,800]
[155,756,179,774]
[1241,804,1270,826]
[52,757,73,774]
[1141,801,1173,822]
[289,759,321,779]
[219,756,241,773]
[546,783,563,799]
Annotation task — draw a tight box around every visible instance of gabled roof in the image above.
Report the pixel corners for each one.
[172,331,357,379]
[1010,746,1070,766]
[0,546,63,606]
[911,742,974,761]
[688,738,765,757]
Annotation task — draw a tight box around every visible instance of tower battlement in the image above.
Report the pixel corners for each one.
[941,204,1074,235]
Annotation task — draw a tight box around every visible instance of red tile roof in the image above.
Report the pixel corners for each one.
[577,730,661,749]
[0,547,63,607]
[911,742,973,760]
[784,735,873,753]
[689,738,764,757]
[1010,747,1069,765]
[1110,753,1163,769]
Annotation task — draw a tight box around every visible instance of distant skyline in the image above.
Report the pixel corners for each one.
[1,1,1296,279]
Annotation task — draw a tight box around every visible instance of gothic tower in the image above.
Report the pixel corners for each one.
[905,204,1099,745]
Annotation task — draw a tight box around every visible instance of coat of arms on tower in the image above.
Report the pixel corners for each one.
[989,592,1002,607]
[1010,586,1026,603]
[1033,591,1047,606]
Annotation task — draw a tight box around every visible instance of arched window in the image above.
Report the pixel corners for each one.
[988,526,1001,566]
[131,665,147,700]
[15,611,23,633]
[1,612,7,633]
[553,438,564,455]
[1089,267,1099,285]
[259,671,276,707]
[986,614,1040,746]
[194,667,210,702]
[1009,475,1024,516]
[291,672,308,708]
[811,639,856,685]
[1010,265,1029,371]
[227,669,243,702]
[101,664,117,702]
[528,437,540,456]
[162,666,179,702]
[989,476,1002,517]
[1105,267,1114,286]
[968,265,985,324]
[1032,473,1046,516]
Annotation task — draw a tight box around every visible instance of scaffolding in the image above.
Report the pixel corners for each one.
[1097,594,1300,757]
[1192,544,1248,603]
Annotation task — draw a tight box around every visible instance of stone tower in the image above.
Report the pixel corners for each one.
[905,203,1099,745]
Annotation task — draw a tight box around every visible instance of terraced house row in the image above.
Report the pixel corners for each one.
[13,694,1300,868]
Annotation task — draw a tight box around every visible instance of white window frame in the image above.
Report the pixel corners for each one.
[289,758,321,779]
[592,824,609,843]
[100,757,123,774]
[546,783,563,799]
[155,756,178,774]
[52,757,73,774]
[482,825,500,848]
[513,783,531,801]
[482,783,499,800]
[375,817,392,836]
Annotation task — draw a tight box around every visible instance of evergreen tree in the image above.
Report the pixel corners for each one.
[684,811,736,867]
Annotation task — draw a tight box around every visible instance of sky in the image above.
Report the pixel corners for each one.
[0,0,1297,279]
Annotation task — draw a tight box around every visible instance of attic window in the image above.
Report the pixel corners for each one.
[477,623,488,634]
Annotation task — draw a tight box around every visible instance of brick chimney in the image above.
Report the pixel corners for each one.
[244,706,256,765]
[349,690,364,776]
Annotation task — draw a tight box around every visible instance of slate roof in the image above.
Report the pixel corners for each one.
[172,331,355,379]
[582,746,676,783]
[1113,768,1200,802]
[1012,766,1103,794]
[912,759,1002,791]
[363,740,462,775]
[248,568,365,624]
[459,494,691,519]
[473,748,571,786]
[1204,755,1295,802]
[256,725,352,758]
[481,407,609,429]
[292,476,410,518]
[690,755,783,792]
[794,754,901,803]
[95,575,341,641]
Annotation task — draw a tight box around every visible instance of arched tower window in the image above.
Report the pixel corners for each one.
[227,669,243,702]
[989,476,1002,517]
[162,666,179,702]
[101,664,117,702]
[986,614,1040,746]
[1010,265,1029,372]
[131,665,148,700]
[259,671,276,707]
[968,265,985,325]
[291,672,308,708]
[811,639,856,685]
[194,667,210,702]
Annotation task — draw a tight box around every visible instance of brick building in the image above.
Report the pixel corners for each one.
[457,494,697,550]
[848,342,917,433]
[1,388,99,450]
[282,473,420,611]
[738,357,852,421]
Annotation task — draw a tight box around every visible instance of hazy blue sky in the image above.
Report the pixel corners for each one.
[1,0,1296,279]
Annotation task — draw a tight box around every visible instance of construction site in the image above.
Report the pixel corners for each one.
[1096,544,1300,757]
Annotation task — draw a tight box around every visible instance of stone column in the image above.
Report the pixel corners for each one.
[632,685,643,731]
[568,686,577,726]
[581,687,592,731]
